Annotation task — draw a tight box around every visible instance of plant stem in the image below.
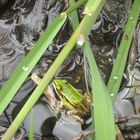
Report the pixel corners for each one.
[68,0,80,30]
[2,0,104,139]
[0,0,87,115]
[83,41,115,140]
[0,13,67,115]
[68,0,80,48]
[107,0,140,102]
[66,0,87,14]
[69,1,115,140]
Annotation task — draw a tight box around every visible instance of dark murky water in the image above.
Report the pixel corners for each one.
[0,0,140,139]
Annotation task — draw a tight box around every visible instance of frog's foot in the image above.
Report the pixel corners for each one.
[55,111,62,121]
[69,114,84,124]
[67,109,79,116]
[57,101,65,111]
[67,110,84,124]
[84,92,92,103]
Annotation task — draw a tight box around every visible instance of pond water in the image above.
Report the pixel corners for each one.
[0,0,140,140]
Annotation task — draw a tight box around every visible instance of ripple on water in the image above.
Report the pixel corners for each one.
[0,0,140,139]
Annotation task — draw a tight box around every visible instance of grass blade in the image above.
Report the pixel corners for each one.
[68,0,80,30]
[0,0,88,115]
[0,13,67,114]
[1,0,104,139]
[29,110,34,140]
[83,41,115,140]
[68,1,115,140]
[66,0,87,15]
[107,0,140,102]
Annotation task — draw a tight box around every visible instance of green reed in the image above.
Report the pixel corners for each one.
[1,0,105,139]
[69,1,115,140]
[107,0,140,102]
[0,0,87,115]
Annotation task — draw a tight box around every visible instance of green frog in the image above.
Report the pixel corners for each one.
[53,79,91,124]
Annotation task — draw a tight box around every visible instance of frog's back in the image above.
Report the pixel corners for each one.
[54,80,84,105]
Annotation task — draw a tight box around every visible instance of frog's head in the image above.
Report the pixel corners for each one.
[53,79,75,109]
[52,79,69,98]
[53,79,68,90]
[54,79,67,85]
[53,79,83,103]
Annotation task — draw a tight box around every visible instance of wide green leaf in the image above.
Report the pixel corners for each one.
[69,0,115,140]
[83,41,115,140]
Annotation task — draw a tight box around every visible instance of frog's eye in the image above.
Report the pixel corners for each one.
[62,80,68,84]
[56,85,62,90]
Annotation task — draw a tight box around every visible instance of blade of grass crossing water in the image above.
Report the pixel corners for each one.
[2,0,105,139]
[0,0,88,115]
[68,0,80,49]
[68,0,94,139]
[83,41,115,140]
[0,13,67,115]
[107,0,140,102]
[68,0,115,139]
[68,0,80,30]
[29,110,34,140]
[65,0,87,15]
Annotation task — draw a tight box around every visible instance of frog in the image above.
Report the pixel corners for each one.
[53,79,91,124]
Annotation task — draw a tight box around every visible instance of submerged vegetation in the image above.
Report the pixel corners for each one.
[0,0,140,140]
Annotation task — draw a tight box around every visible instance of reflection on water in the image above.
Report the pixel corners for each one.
[0,0,140,139]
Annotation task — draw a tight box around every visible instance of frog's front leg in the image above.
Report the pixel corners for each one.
[84,92,92,103]
[67,110,84,124]
[57,101,65,111]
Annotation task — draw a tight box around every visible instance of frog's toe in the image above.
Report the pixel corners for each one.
[67,110,79,115]
[67,111,84,124]
[57,101,65,110]
[70,115,84,124]
[76,118,84,124]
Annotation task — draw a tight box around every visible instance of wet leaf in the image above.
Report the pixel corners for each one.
[83,41,115,140]
[69,0,115,140]
[0,13,67,115]
[107,0,140,102]
[1,0,106,139]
